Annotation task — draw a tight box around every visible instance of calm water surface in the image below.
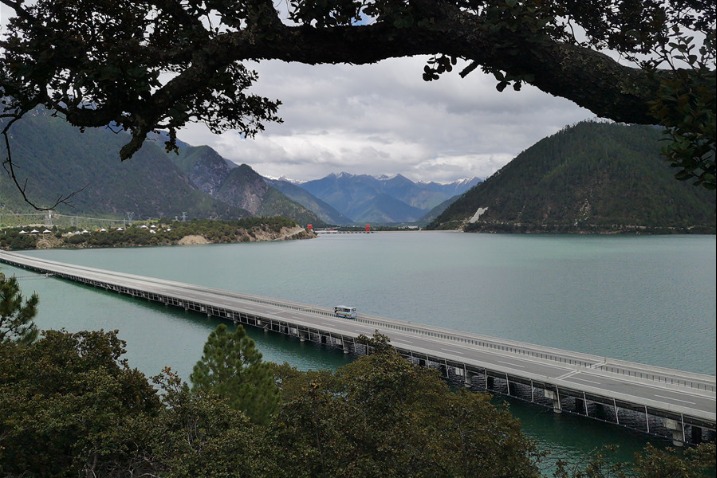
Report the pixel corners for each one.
[5,231,716,475]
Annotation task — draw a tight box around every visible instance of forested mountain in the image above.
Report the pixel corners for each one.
[4,112,711,232]
[428,121,716,233]
[298,173,481,224]
[0,109,320,225]
[264,178,353,226]
[0,109,248,220]
[171,147,325,226]
[420,194,466,225]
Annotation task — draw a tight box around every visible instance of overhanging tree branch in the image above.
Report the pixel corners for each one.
[0,0,713,188]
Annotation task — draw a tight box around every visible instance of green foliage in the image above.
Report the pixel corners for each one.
[0,273,38,344]
[646,28,716,189]
[632,443,716,478]
[0,230,38,250]
[552,443,716,478]
[0,217,305,250]
[0,329,161,476]
[149,368,281,477]
[65,233,88,245]
[356,330,393,354]
[0,330,278,476]
[0,322,712,477]
[190,324,279,425]
[271,346,542,477]
[429,121,716,233]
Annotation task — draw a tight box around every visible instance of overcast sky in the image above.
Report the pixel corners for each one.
[178,57,597,184]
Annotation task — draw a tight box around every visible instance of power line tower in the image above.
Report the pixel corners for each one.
[181,212,187,222]
[44,210,54,228]
[126,212,134,226]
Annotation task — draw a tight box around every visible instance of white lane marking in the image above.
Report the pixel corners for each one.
[497,360,524,368]
[440,348,464,355]
[557,371,578,380]
[654,394,696,405]
[571,377,602,385]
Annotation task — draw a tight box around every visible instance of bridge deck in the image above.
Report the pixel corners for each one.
[1,250,714,443]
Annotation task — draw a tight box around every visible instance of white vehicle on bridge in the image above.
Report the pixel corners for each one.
[334,305,357,319]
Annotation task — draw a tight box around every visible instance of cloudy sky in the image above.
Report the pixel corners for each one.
[1,3,597,185]
[178,57,596,184]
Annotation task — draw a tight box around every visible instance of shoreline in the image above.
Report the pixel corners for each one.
[1,225,316,252]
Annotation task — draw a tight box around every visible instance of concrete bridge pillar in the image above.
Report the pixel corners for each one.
[544,389,562,414]
[463,370,474,388]
[691,425,703,444]
[664,418,685,446]
[575,398,586,415]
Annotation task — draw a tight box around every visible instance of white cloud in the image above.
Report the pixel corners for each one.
[179,56,594,183]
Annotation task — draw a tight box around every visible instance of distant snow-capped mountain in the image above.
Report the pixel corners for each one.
[296,172,481,225]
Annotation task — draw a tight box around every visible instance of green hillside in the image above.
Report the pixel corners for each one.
[428,121,715,234]
[1,109,320,226]
[1,109,249,220]
[170,144,325,226]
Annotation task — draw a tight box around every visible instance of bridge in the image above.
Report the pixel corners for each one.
[1,250,714,446]
[313,228,373,234]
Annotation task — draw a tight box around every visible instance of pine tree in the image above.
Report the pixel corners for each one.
[0,273,39,345]
[190,323,279,425]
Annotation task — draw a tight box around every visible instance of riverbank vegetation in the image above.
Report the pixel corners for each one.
[0,217,313,251]
[0,277,714,477]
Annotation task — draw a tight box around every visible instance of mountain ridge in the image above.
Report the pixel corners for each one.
[0,109,476,227]
[2,112,712,233]
[427,121,716,233]
[296,172,481,224]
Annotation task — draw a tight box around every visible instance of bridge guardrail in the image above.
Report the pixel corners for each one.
[351,316,716,393]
